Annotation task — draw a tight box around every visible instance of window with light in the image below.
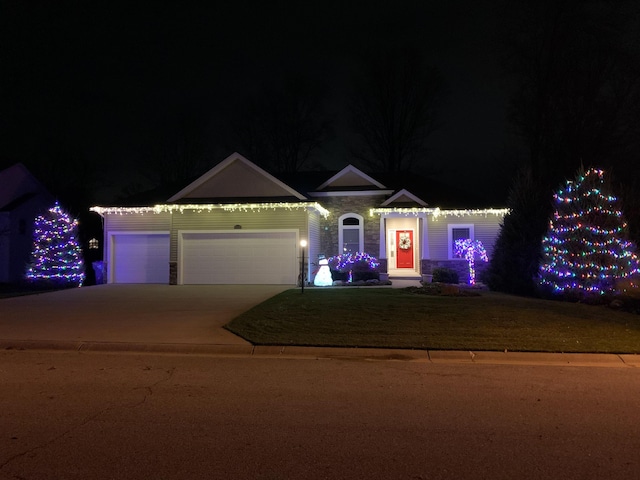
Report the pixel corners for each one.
[448,224,474,259]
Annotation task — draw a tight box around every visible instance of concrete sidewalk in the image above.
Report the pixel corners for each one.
[1,284,638,367]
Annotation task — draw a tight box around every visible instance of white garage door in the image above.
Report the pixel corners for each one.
[112,233,170,283]
[181,231,297,284]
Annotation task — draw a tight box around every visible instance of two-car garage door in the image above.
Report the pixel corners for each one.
[180,231,297,284]
[110,230,298,284]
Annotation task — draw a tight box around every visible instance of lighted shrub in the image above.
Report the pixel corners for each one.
[328,252,380,282]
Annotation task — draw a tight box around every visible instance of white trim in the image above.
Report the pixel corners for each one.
[167,152,307,202]
[381,189,428,207]
[379,216,386,259]
[447,224,474,260]
[316,164,386,190]
[338,213,364,254]
[308,190,394,197]
[421,216,429,260]
[387,228,420,275]
[108,231,170,284]
[177,228,299,285]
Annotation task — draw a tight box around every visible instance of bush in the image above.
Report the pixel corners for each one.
[485,167,550,296]
[328,252,380,283]
[432,267,459,284]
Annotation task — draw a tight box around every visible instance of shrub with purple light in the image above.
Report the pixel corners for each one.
[25,202,85,286]
[328,252,380,283]
[539,168,639,297]
[328,252,380,271]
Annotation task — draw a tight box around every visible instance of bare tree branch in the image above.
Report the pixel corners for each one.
[226,75,332,173]
[349,46,446,173]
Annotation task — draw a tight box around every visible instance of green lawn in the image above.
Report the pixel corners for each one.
[225,287,640,353]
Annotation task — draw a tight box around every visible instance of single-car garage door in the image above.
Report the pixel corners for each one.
[111,233,170,283]
[180,231,297,284]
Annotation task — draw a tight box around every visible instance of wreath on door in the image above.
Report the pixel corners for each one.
[399,234,412,250]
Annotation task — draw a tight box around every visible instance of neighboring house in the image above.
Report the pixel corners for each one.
[0,163,55,283]
[91,153,508,285]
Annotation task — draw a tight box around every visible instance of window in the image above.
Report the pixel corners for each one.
[448,224,474,259]
[339,213,363,254]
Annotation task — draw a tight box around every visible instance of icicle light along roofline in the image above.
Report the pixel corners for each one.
[369,207,509,218]
[90,202,330,218]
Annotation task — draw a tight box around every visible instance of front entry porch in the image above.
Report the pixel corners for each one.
[378,214,426,281]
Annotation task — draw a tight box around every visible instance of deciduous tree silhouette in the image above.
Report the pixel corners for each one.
[139,103,212,187]
[226,75,332,173]
[349,46,446,174]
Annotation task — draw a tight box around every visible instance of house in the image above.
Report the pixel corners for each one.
[90,153,508,285]
[0,163,55,283]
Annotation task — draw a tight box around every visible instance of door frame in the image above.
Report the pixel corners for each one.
[387,228,416,270]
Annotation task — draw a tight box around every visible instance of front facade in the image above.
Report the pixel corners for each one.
[92,153,508,285]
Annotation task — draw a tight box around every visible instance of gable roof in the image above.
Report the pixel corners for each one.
[315,164,386,191]
[167,152,307,202]
[380,189,428,207]
[0,163,52,210]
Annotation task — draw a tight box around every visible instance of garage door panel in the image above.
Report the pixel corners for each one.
[112,234,170,283]
[181,231,297,284]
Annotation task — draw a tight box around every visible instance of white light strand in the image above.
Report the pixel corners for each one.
[91,202,330,218]
[369,207,509,218]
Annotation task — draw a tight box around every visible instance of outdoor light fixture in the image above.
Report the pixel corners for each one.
[300,239,307,293]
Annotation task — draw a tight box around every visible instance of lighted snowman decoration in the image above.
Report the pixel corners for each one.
[313,257,333,287]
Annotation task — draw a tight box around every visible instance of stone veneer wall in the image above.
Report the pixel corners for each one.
[421,259,489,285]
[318,195,386,259]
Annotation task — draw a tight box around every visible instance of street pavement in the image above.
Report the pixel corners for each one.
[2,350,640,480]
[0,284,639,367]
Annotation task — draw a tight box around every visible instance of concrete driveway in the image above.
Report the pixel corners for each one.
[0,285,290,348]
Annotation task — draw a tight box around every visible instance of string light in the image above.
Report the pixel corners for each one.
[91,202,330,218]
[25,202,85,286]
[454,238,488,285]
[328,252,380,278]
[370,207,509,218]
[539,168,640,296]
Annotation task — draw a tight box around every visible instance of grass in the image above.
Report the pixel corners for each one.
[225,287,640,353]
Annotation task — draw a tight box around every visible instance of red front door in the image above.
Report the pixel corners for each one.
[395,230,414,269]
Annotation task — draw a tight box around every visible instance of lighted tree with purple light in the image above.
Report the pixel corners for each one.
[454,239,488,285]
[25,202,85,286]
[539,168,639,297]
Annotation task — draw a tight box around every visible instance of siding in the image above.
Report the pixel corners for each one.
[427,213,503,260]
[307,211,321,281]
[169,209,309,262]
[105,212,172,231]
[103,213,172,271]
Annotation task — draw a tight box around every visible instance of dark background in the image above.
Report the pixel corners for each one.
[1,0,515,209]
[3,1,640,217]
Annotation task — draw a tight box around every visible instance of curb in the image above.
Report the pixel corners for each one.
[1,339,639,367]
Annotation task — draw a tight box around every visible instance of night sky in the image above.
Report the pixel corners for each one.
[2,1,515,205]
